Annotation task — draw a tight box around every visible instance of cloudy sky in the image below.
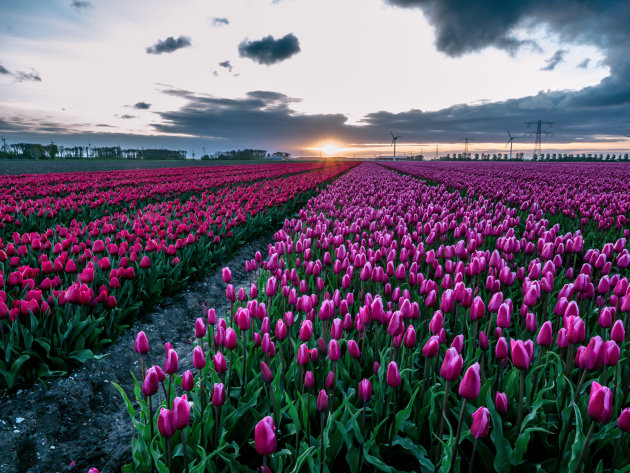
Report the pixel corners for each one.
[1,0,629,157]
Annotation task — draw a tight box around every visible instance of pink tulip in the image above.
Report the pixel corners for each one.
[212,383,226,406]
[440,347,463,381]
[181,370,194,391]
[172,394,191,429]
[536,321,553,347]
[164,348,179,374]
[142,367,159,396]
[387,361,401,388]
[587,382,613,423]
[510,339,533,370]
[470,406,491,438]
[458,362,481,399]
[359,378,373,403]
[135,331,149,355]
[158,408,175,437]
[213,351,227,374]
[618,408,630,432]
[254,416,277,456]
[494,392,508,414]
[317,389,329,411]
[222,267,232,283]
[348,339,361,359]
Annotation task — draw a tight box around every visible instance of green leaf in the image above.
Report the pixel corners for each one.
[113,382,137,424]
[392,437,434,473]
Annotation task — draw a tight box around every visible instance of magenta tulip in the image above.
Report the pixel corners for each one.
[254,416,277,456]
[458,362,481,400]
[387,361,401,388]
[587,382,613,423]
[172,394,191,430]
[470,406,491,438]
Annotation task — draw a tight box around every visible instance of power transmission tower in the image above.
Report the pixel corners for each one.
[1,136,6,153]
[459,137,473,158]
[525,120,553,158]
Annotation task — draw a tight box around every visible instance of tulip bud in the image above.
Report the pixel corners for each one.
[142,367,159,397]
[611,320,625,343]
[373,361,380,374]
[618,408,630,432]
[212,383,226,406]
[164,348,179,374]
[225,328,237,350]
[536,321,553,347]
[325,370,335,389]
[603,340,620,366]
[470,296,485,320]
[299,320,313,341]
[495,337,508,359]
[440,347,464,381]
[470,406,491,438]
[478,331,489,350]
[348,339,361,359]
[222,267,232,283]
[254,416,277,456]
[172,394,191,430]
[135,331,149,355]
[422,335,440,358]
[316,389,329,411]
[213,351,227,374]
[181,370,194,391]
[304,371,315,389]
[207,308,217,325]
[587,382,613,423]
[297,343,310,365]
[387,361,401,388]
[261,361,273,384]
[494,392,508,414]
[510,339,532,370]
[158,408,175,438]
[193,345,206,370]
[458,362,481,400]
[328,339,341,362]
[195,318,206,338]
[358,378,373,403]
[451,334,464,354]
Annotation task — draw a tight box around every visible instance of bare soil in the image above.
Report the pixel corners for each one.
[0,232,273,473]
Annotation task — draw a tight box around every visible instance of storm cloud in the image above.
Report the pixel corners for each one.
[238,33,300,65]
[0,65,9,75]
[146,36,192,55]
[385,0,630,109]
[541,49,567,71]
[133,102,151,110]
[147,86,630,151]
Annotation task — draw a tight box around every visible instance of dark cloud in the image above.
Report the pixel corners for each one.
[0,64,9,75]
[211,17,229,26]
[146,36,191,55]
[385,1,630,109]
[577,58,590,69]
[541,49,567,71]
[70,0,92,9]
[238,33,300,65]
[14,70,42,82]
[133,101,151,110]
[218,60,232,72]
[119,114,135,119]
[149,86,630,152]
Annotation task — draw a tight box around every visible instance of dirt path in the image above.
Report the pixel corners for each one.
[0,232,274,473]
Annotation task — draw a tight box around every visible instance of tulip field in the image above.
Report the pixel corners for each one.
[108,161,630,473]
[2,160,630,473]
[0,161,355,386]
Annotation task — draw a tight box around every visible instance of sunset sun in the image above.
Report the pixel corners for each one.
[320,143,342,156]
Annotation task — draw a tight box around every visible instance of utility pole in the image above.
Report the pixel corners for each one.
[435,144,439,160]
[525,120,553,159]
[1,136,6,153]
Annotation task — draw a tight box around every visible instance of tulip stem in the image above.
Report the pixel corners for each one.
[320,411,325,473]
[241,332,247,392]
[141,354,146,386]
[214,405,222,448]
[147,395,154,465]
[438,380,450,441]
[263,455,267,473]
[467,437,478,473]
[390,388,397,445]
[516,370,525,434]
[166,437,172,472]
[359,407,366,471]
[574,420,595,473]
[167,375,173,411]
[180,430,190,473]
[447,399,467,473]
[611,433,623,470]
[227,351,233,400]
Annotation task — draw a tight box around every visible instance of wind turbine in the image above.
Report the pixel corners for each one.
[506,129,518,160]
[390,131,401,161]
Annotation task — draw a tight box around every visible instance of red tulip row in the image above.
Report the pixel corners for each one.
[120,161,628,473]
[0,162,356,386]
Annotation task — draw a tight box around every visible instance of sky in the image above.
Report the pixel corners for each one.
[1,0,629,158]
